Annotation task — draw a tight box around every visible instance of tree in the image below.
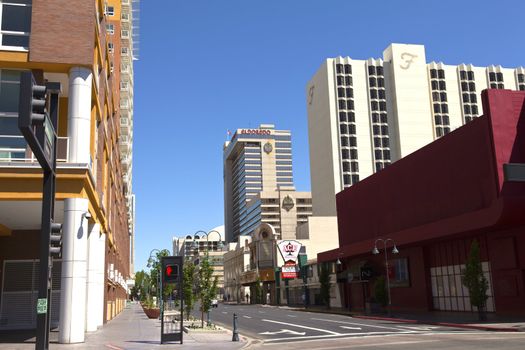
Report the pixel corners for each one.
[132,270,150,301]
[147,249,174,306]
[462,240,489,321]
[319,263,331,309]
[183,261,196,320]
[197,256,218,327]
[254,277,263,304]
[374,276,389,307]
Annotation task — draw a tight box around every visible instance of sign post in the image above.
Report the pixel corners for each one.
[160,256,184,344]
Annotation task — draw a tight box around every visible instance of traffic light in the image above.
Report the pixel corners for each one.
[164,264,179,283]
[18,71,47,129]
[49,221,62,257]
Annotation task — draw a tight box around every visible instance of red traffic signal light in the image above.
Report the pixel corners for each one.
[164,264,179,283]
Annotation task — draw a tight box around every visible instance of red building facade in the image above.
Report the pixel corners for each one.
[319,90,525,315]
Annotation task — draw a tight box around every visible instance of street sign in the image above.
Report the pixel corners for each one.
[37,298,47,314]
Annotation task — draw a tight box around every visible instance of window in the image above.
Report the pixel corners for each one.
[0,69,25,160]
[106,24,115,35]
[106,5,114,16]
[336,64,343,74]
[0,0,32,49]
[368,65,376,75]
[344,64,352,74]
[391,258,409,286]
[108,42,114,53]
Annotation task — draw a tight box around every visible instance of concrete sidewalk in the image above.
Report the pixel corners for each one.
[0,303,248,349]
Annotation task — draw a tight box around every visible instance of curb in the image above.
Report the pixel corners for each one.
[353,315,522,332]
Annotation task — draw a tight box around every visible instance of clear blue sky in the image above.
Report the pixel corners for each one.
[132,0,524,272]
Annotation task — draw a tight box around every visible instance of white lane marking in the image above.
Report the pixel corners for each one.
[221,311,227,314]
[243,315,252,319]
[262,319,340,335]
[396,325,440,331]
[287,314,297,318]
[340,326,362,330]
[259,329,306,335]
[258,311,266,313]
[263,331,414,343]
[310,317,414,332]
[299,340,439,349]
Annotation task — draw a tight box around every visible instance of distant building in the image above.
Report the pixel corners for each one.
[172,226,226,297]
[223,124,301,243]
[307,43,525,216]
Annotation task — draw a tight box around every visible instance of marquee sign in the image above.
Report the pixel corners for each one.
[277,240,302,263]
[240,129,272,135]
[281,261,298,279]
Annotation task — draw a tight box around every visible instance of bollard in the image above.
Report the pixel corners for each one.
[232,313,239,341]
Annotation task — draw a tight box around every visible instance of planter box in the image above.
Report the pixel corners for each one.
[142,307,160,319]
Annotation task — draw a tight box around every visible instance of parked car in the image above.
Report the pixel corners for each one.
[211,299,219,308]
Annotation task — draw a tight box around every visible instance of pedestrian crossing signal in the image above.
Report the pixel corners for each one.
[164,264,179,283]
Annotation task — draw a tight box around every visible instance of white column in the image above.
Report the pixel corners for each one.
[85,223,100,332]
[96,232,106,327]
[67,67,93,164]
[59,198,89,343]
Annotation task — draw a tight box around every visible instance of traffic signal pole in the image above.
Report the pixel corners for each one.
[35,82,61,350]
[18,72,62,350]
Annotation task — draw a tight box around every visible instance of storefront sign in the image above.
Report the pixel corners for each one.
[240,129,272,135]
[281,262,297,279]
[277,240,302,263]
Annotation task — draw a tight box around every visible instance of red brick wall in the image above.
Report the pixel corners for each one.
[29,0,95,65]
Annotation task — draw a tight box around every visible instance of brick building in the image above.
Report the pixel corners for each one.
[0,0,137,343]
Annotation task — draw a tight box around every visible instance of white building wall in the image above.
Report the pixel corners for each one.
[307,61,340,216]
[383,44,434,159]
[354,59,374,179]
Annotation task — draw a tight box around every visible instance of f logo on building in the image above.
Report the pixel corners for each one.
[399,52,417,70]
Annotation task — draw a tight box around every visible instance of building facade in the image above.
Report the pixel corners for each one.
[223,124,294,243]
[172,226,226,297]
[307,43,525,216]
[0,0,137,343]
[319,90,525,316]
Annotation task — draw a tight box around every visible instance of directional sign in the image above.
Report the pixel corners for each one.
[259,329,306,336]
[36,298,48,314]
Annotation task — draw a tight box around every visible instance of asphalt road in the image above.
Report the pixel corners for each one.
[194,303,525,349]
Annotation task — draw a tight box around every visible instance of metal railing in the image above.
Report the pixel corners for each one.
[0,137,69,163]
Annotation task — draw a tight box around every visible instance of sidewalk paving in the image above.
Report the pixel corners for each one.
[0,303,248,349]
[270,304,525,332]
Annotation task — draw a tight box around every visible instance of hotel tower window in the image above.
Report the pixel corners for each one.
[458,66,478,124]
[487,66,504,89]
[516,70,525,91]
[336,61,359,187]
[429,66,450,138]
[0,0,32,49]
[368,61,391,172]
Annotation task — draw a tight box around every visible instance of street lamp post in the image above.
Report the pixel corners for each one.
[372,238,399,311]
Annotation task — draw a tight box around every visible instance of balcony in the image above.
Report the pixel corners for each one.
[0,137,69,163]
[120,44,131,63]
[121,12,130,30]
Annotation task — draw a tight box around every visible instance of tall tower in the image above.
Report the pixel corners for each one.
[223,124,293,243]
[306,43,525,217]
